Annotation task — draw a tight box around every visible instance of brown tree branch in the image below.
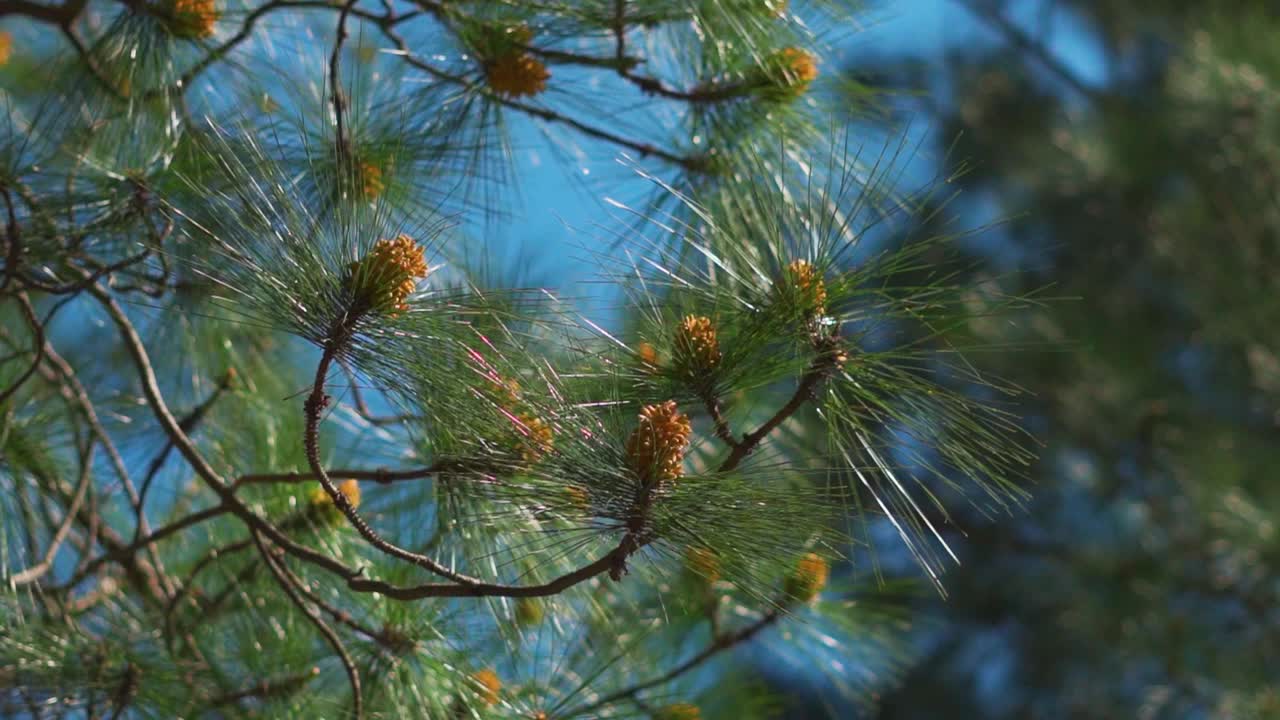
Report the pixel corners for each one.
[718,346,844,473]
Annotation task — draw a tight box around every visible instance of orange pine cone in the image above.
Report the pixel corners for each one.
[624,401,692,484]
[768,47,819,96]
[515,413,554,464]
[345,234,429,315]
[485,52,550,98]
[357,161,385,200]
[673,315,721,372]
[469,668,501,706]
[168,0,218,39]
[685,546,721,584]
[636,341,660,369]
[787,259,828,316]
[784,552,829,602]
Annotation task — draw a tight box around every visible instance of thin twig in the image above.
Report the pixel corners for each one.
[718,347,843,473]
[84,280,371,584]
[208,669,319,709]
[134,368,235,544]
[381,26,701,170]
[565,609,783,716]
[698,388,740,450]
[330,0,358,166]
[0,292,46,407]
[251,530,363,720]
[337,359,421,426]
[67,504,230,588]
[953,0,1100,101]
[233,461,458,490]
[11,438,94,585]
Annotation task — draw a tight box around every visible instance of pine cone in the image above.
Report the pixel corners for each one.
[783,552,829,603]
[469,668,501,706]
[168,0,218,38]
[787,259,828,316]
[767,47,819,97]
[308,479,362,525]
[357,160,385,200]
[515,413,554,464]
[685,546,721,584]
[345,234,429,315]
[624,401,692,484]
[636,341,660,370]
[673,315,721,373]
[484,28,550,98]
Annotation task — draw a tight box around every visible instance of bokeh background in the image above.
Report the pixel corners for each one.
[838,2,1280,718]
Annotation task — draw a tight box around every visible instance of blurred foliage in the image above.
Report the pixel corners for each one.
[851,2,1280,718]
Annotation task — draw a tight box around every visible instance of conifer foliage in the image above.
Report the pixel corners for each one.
[0,1,1031,717]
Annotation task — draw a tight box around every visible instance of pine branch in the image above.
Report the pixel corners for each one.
[64,504,230,589]
[719,340,846,472]
[134,367,235,545]
[566,608,783,716]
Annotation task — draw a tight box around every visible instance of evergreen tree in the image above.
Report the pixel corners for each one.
[0,2,1030,718]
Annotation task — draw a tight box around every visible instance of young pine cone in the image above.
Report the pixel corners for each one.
[514,413,554,465]
[357,160,385,200]
[766,47,819,97]
[684,546,721,584]
[167,0,218,38]
[636,341,660,369]
[345,234,429,315]
[308,479,362,525]
[783,552,829,603]
[786,259,828,317]
[624,401,692,484]
[469,668,501,706]
[484,26,550,98]
[673,315,721,373]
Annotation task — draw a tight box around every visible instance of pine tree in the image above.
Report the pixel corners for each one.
[0,2,1030,718]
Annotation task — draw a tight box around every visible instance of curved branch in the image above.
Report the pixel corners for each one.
[84,280,369,585]
[717,346,844,472]
[301,337,496,585]
[380,27,701,170]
